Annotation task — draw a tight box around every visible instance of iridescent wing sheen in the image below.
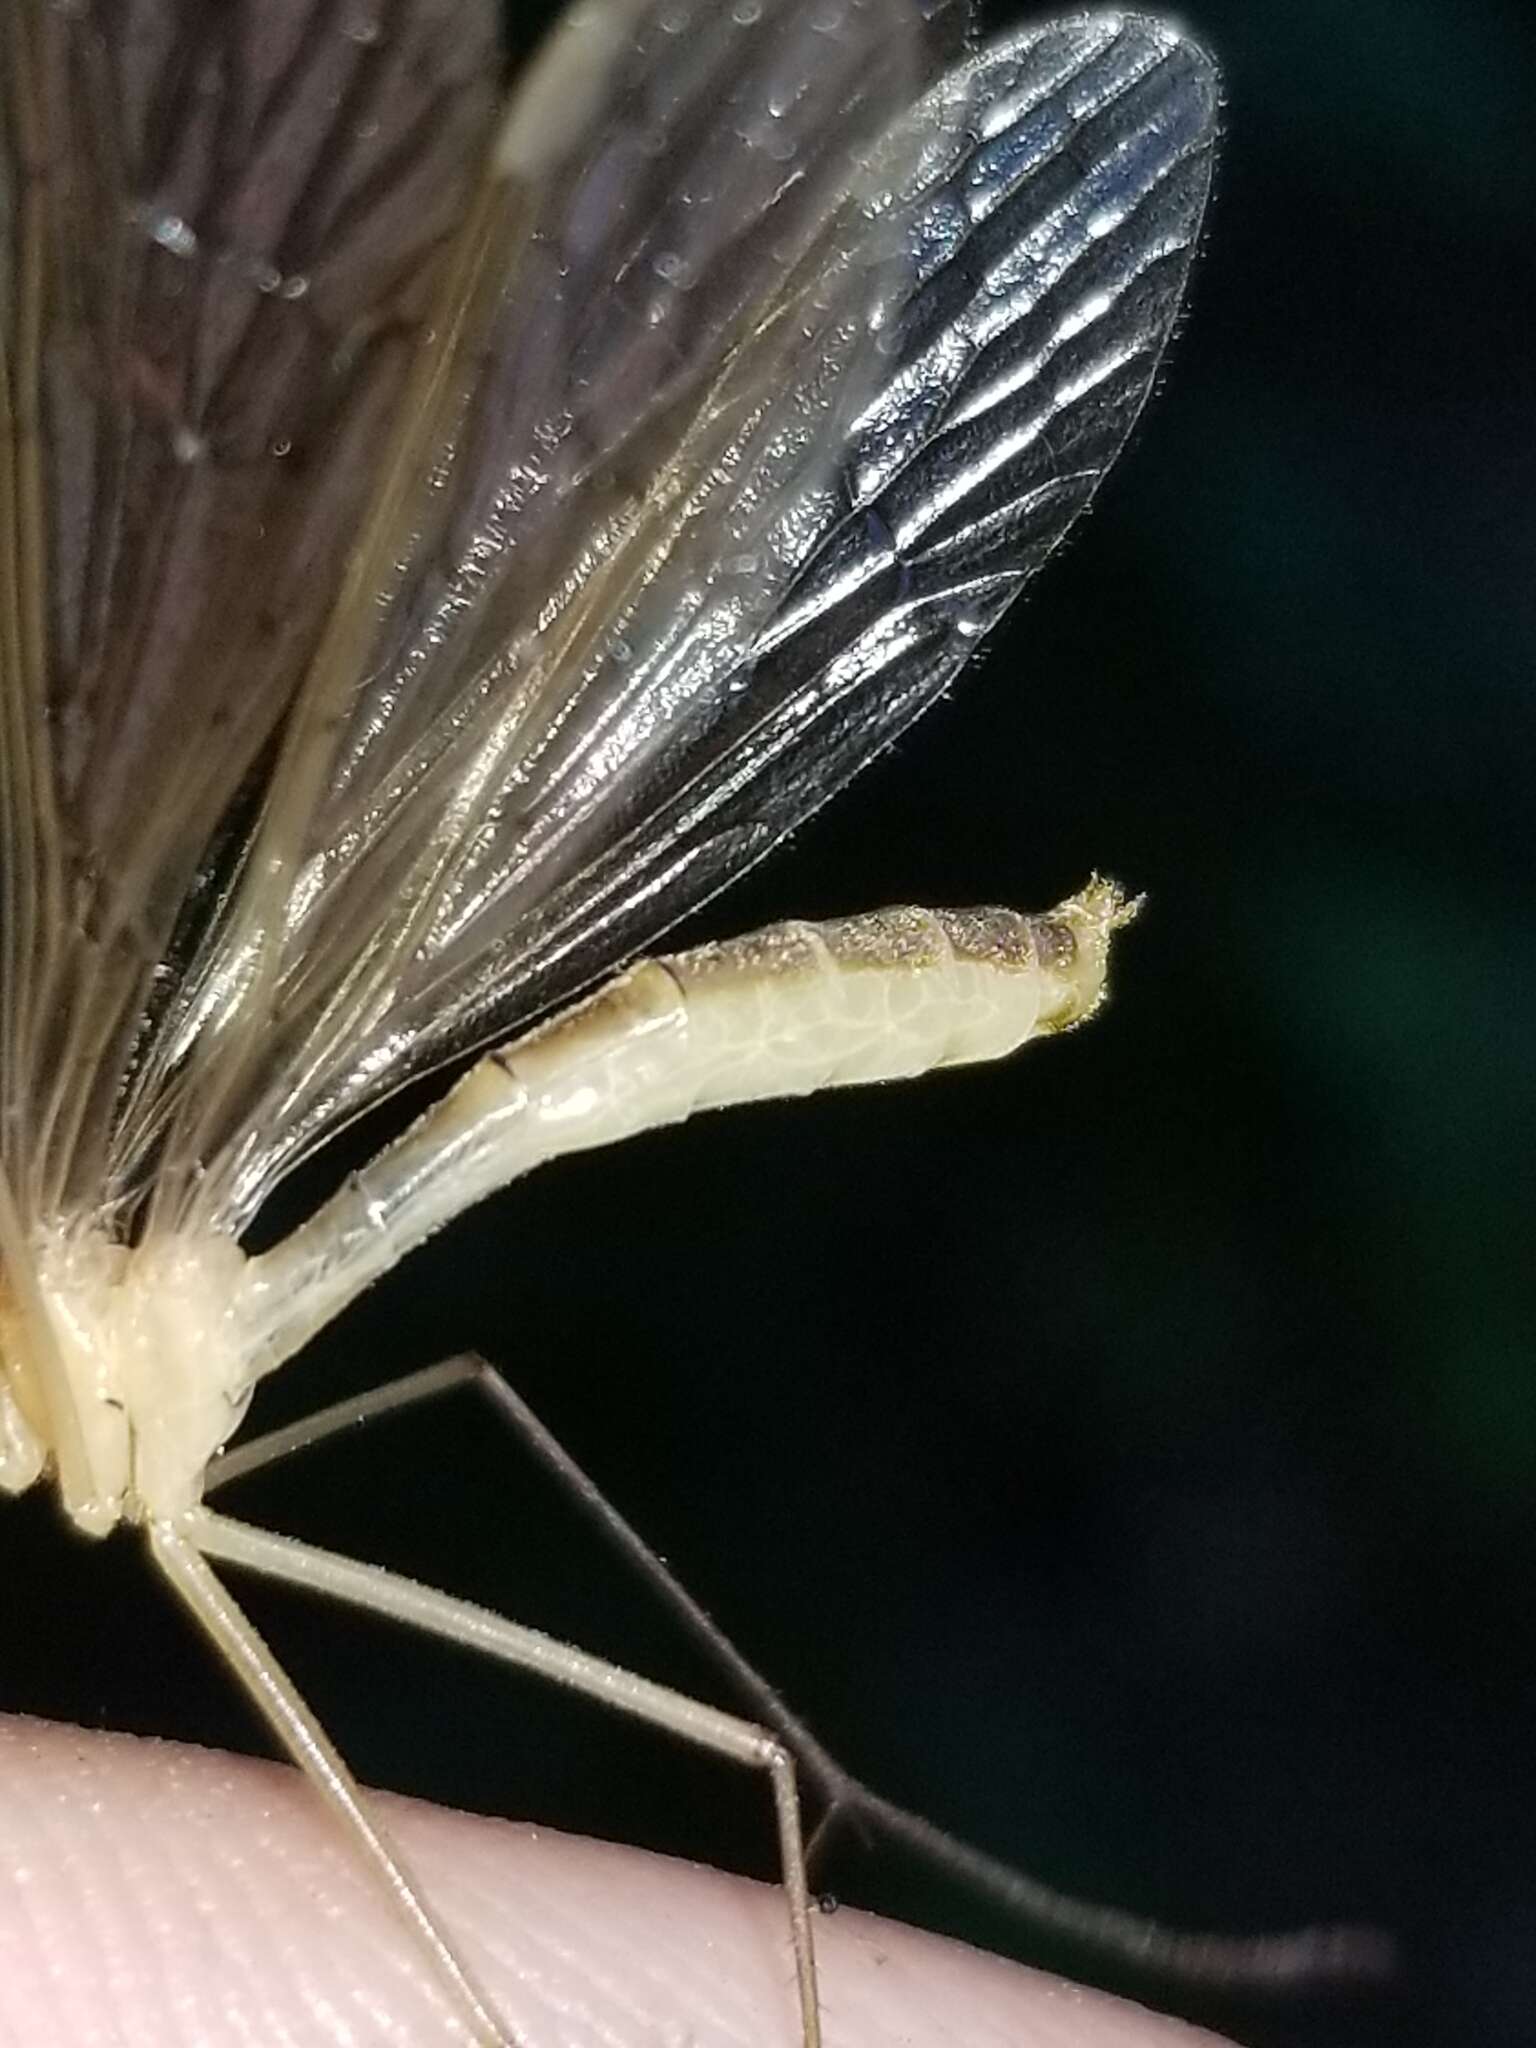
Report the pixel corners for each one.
[184,13,1217,1232]
[2,0,951,1227]
[143,0,962,1226]
[387,14,1221,1073]
[2,5,1217,1244]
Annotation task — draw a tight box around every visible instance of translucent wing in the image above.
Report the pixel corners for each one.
[2,5,1217,1243]
[183,12,1217,1232]
[0,0,503,1215]
[486,17,1221,1011]
[2,0,952,1228]
[385,15,1222,1067]
[140,0,962,1225]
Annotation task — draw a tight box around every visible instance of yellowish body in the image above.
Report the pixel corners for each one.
[0,1229,248,1531]
[0,881,1127,1542]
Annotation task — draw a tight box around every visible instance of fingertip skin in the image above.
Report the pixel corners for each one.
[0,1715,1241,2047]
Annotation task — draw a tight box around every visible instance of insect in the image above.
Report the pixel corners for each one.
[0,2,1381,2041]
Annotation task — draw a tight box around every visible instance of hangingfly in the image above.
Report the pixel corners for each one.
[0,3,1381,2042]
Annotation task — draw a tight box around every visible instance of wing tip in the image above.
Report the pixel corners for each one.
[983,12,1222,162]
[1107,13,1224,237]
[1109,11,1223,120]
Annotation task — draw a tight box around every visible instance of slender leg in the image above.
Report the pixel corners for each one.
[183,1504,824,2048]
[149,1520,516,2046]
[205,1358,492,1494]
[206,1358,1394,1988]
[208,1356,864,1833]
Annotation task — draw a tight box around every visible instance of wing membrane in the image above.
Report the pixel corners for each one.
[408,16,1220,1066]
[0,0,502,1213]
[189,14,1217,1229]
[1,5,1217,1241]
[144,0,953,1224]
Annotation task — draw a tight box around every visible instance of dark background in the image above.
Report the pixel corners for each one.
[6,4,1534,2045]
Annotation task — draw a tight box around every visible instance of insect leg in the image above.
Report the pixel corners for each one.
[203,1356,486,1495]
[148,1520,517,2048]
[200,1355,1394,1988]
[205,1353,872,1833]
[182,1504,824,2048]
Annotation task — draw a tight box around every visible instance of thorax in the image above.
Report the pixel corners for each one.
[0,1226,254,1535]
